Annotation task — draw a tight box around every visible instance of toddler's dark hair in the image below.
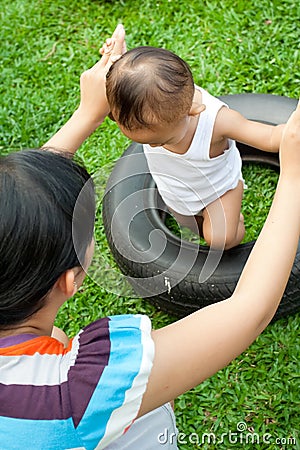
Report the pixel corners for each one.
[0,150,95,327]
[106,46,195,130]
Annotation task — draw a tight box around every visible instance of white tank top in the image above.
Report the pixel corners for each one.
[143,87,243,215]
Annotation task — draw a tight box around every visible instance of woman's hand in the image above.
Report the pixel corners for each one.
[43,24,126,153]
[77,24,126,125]
[137,98,300,419]
[279,99,300,179]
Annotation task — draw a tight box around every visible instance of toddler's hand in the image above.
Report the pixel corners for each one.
[99,26,127,59]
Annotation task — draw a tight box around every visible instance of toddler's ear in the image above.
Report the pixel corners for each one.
[189,102,206,116]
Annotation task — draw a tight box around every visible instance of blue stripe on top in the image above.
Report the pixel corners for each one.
[0,416,82,450]
[75,315,146,450]
[0,314,153,449]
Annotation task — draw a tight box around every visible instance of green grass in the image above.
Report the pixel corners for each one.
[2,0,299,448]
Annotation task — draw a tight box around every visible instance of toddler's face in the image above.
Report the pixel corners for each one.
[117,116,191,151]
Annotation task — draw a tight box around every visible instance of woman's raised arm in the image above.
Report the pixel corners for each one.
[139,100,300,417]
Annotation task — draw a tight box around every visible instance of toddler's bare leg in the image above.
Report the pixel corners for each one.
[202,180,245,250]
[167,207,204,236]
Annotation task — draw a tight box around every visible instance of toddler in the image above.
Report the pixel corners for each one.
[106,46,284,249]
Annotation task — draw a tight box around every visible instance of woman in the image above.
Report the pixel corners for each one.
[0,24,299,449]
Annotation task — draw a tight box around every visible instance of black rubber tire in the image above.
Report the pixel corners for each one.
[103,94,300,320]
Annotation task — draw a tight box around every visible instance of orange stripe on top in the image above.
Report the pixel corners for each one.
[0,336,74,356]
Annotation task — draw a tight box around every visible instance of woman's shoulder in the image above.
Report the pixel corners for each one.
[68,314,155,448]
[79,314,152,343]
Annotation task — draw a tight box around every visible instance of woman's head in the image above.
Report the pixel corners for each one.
[0,150,95,328]
[106,46,195,131]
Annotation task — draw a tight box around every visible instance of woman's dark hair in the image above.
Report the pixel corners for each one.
[106,46,195,130]
[0,149,95,327]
